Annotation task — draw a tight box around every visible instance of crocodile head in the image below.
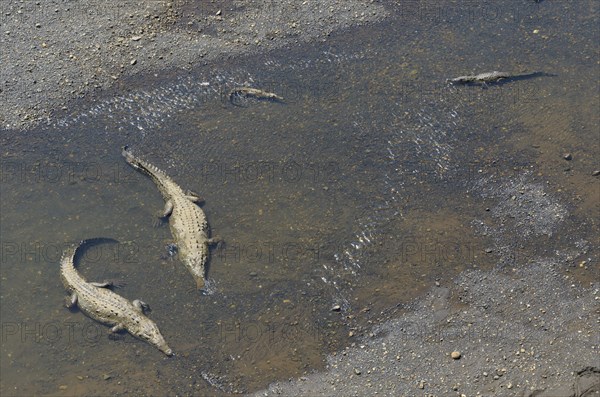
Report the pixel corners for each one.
[131,320,173,356]
[121,146,138,166]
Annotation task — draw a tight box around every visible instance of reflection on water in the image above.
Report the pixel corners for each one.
[1,1,598,395]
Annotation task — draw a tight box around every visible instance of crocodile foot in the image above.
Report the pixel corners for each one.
[208,237,224,250]
[160,243,178,261]
[153,215,168,228]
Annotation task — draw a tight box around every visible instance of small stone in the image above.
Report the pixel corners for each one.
[216,10,222,15]
[563,153,572,160]
[354,368,361,375]
[59,385,68,390]
[35,23,41,28]
[418,381,425,389]
[131,35,142,41]
[130,59,137,65]
[332,305,341,312]
[103,374,112,380]
[249,271,258,277]
[77,376,84,380]
[451,351,461,359]
[485,248,493,253]
[507,382,513,389]
[592,170,600,176]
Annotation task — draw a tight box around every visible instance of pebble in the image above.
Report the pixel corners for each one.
[332,304,341,311]
[592,170,600,176]
[59,385,68,390]
[130,59,137,65]
[563,153,572,160]
[102,373,112,380]
[354,368,361,375]
[451,351,461,359]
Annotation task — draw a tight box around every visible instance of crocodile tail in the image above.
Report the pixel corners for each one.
[71,238,120,265]
[195,276,205,290]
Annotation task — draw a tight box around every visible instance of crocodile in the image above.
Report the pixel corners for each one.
[122,146,218,290]
[60,238,173,356]
[229,87,284,105]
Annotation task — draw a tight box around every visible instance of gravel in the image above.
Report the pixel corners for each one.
[0,0,387,130]
[252,259,598,396]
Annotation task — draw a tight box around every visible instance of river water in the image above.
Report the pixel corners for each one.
[1,1,598,395]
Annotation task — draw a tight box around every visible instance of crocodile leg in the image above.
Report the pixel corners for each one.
[65,293,78,308]
[90,279,126,288]
[208,237,224,249]
[110,323,125,333]
[154,201,173,227]
[162,200,174,217]
[184,190,204,204]
[132,299,151,313]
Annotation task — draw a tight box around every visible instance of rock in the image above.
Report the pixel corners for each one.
[451,351,461,359]
[130,59,137,65]
[592,170,600,176]
[563,153,572,161]
[102,373,112,380]
[354,368,361,375]
[332,304,341,311]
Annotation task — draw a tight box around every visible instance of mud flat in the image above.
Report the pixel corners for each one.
[252,260,598,396]
[0,0,387,130]
[251,171,599,396]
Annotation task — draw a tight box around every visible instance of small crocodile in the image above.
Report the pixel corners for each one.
[122,146,219,290]
[229,87,284,105]
[60,238,172,356]
[447,71,547,85]
[447,71,511,84]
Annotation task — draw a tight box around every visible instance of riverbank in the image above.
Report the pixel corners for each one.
[0,0,387,130]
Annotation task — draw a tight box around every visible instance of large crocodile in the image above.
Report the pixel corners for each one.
[60,238,173,356]
[447,71,546,85]
[122,146,218,290]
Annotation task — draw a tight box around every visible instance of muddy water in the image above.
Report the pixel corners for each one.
[1,1,598,396]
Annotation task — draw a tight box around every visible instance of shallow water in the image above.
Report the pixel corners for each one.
[1,1,598,395]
